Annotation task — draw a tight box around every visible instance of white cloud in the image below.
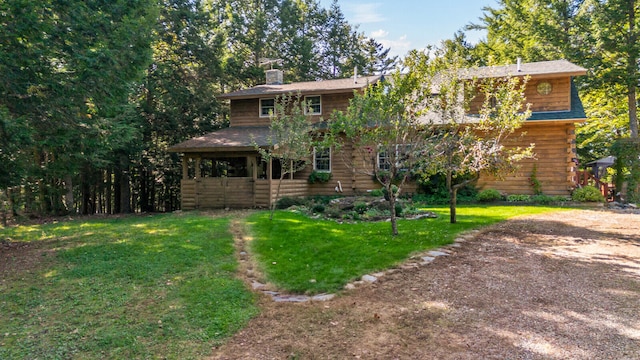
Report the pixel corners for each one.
[377,35,412,58]
[370,29,388,38]
[344,3,384,24]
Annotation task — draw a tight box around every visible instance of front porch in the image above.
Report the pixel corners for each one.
[179,153,309,209]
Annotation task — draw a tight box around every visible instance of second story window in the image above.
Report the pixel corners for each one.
[260,98,275,117]
[305,95,321,115]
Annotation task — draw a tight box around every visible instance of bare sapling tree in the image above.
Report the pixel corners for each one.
[254,93,315,219]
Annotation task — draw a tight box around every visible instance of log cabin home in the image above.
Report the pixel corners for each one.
[169,60,587,209]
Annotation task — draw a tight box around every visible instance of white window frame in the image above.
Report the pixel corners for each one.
[377,149,391,170]
[304,95,322,115]
[377,144,412,170]
[313,146,331,172]
[259,98,275,118]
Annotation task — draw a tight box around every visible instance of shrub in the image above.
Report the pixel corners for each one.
[276,196,307,209]
[477,189,502,202]
[572,186,605,202]
[370,189,383,197]
[529,195,569,204]
[353,202,368,214]
[308,171,332,184]
[311,204,325,213]
[507,194,531,202]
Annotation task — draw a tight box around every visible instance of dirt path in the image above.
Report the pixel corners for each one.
[211,209,640,359]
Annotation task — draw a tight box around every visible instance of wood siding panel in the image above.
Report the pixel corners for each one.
[477,123,577,196]
[228,93,354,127]
[469,77,571,114]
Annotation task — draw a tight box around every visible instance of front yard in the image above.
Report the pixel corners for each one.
[0,213,257,359]
[1,205,569,358]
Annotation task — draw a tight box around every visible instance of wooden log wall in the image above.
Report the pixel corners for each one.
[476,122,577,196]
[181,180,197,210]
[229,93,353,127]
[180,177,254,209]
[469,77,571,114]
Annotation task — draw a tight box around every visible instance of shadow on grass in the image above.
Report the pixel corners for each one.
[0,214,258,359]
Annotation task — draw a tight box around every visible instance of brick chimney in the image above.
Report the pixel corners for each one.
[265,69,283,85]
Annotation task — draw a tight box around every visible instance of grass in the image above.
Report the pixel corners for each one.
[247,205,566,294]
[0,213,258,360]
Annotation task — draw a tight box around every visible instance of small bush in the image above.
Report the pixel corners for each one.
[530,195,568,204]
[477,189,502,202]
[308,171,332,184]
[276,197,307,209]
[507,194,531,202]
[353,202,368,214]
[572,186,605,202]
[311,204,325,213]
[370,189,383,197]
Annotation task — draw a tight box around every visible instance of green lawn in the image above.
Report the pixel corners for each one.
[0,213,258,360]
[248,205,566,294]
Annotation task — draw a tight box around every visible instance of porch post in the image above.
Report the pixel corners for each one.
[182,155,189,180]
[267,158,273,206]
[195,156,201,179]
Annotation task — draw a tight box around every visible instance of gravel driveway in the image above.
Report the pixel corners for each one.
[211,209,640,359]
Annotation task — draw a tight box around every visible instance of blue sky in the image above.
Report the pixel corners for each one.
[319,0,499,57]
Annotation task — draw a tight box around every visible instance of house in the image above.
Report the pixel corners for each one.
[169,60,587,209]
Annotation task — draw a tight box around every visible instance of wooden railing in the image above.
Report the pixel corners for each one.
[577,171,614,201]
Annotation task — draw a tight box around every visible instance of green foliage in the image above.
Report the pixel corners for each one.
[308,170,332,184]
[370,189,384,197]
[353,201,368,214]
[0,213,257,359]
[477,189,503,202]
[275,196,308,209]
[531,194,568,205]
[611,138,640,202]
[571,186,605,202]
[529,164,543,195]
[311,203,325,213]
[381,185,399,201]
[507,194,531,202]
[248,206,565,293]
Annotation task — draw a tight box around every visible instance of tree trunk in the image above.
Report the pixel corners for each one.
[119,154,132,214]
[449,187,458,224]
[270,172,286,220]
[388,184,398,235]
[629,87,639,138]
[64,174,75,214]
[628,0,639,138]
[106,169,112,214]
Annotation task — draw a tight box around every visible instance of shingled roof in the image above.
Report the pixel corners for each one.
[462,59,587,79]
[219,75,382,99]
[168,126,273,153]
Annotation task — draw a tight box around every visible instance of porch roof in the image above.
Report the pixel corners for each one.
[168,126,272,153]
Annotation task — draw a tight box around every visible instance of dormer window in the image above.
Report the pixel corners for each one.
[260,98,275,117]
[304,95,321,115]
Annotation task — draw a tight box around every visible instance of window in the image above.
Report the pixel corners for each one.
[260,98,275,117]
[313,147,331,172]
[304,95,321,115]
[377,144,412,170]
[378,149,391,170]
